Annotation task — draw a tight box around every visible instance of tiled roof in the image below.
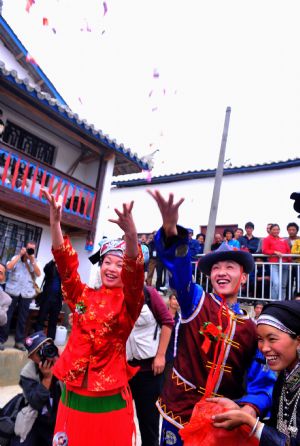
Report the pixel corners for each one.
[0,16,150,175]
[0,16,67,104]
[0,61,150,174]
[112,158,300,187]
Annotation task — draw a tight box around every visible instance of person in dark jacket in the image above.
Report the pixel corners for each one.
[35,259,63,339]
[10,330,61,446]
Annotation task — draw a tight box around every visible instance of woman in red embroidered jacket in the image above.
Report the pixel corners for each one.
[42,190,145,446]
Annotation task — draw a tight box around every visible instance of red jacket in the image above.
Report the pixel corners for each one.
[52,237,145,393]
[262,235,291,263]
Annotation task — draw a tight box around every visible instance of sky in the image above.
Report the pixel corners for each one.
[3,0,300,176]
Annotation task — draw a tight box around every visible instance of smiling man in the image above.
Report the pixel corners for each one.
[148,190,276,446]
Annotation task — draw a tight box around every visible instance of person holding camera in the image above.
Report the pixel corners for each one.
[0,241,41,351]
[10,330,61,446]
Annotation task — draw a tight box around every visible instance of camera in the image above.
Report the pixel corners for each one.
[38,342,59,363]
[26,248,35,255]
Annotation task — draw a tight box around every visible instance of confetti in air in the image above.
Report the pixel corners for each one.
[52,28,57,34]
[143,170,152,183]
[43,17,49,26]
[153,69,159,78]
[148,90,153,97]
[26,53,37,65]
[25,0,35,13]
[103,1,108,15]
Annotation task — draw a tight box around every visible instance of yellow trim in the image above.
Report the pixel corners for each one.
[206,361,232,373]
[172,370,194,392]
[197,387,223,397]
[156,397,186,427]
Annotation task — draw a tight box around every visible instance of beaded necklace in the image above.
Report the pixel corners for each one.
[277,362,300,440]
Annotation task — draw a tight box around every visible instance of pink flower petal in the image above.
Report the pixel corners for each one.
[26,53,37,65]
[25,0,35,13]
[103,1,108,15]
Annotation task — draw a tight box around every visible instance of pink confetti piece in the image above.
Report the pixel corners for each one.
[80,21,92,32]
[148,90,153,97]
[43,17,49,26]
[163,88,166,95]
[146,170,152,183]
[25,0,35,13]
[152,107,158,112]
[26,53,37,65]
[103,1,108,15]
[78,97,83,104]
[143,170,152,183]
[153,69,159,78]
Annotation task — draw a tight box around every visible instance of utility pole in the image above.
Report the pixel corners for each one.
[203,106,231,253]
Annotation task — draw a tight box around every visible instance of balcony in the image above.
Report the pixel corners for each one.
[193,253,300,301]
[0,141,97,232]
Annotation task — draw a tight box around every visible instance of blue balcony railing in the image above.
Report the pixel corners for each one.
[0,145,96,222]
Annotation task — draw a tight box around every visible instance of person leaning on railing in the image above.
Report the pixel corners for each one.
[291,239,300,286]
[262,224,291,300]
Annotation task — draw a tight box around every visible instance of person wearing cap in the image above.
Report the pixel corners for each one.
[148,190,276,446]
[211,300,300,445]
[42,189,145,446]
[10,330,61,446]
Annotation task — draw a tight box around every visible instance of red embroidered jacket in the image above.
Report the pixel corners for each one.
[52,237,145,392]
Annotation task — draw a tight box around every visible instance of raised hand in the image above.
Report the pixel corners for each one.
[147,189,184,237]
[41,189,63,225]
[41,188,64,248]
[108,201,135,234]
[109,201,138,258]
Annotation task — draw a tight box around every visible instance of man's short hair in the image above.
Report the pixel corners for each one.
[287,222,299,232]
[245,221,254,229]
[223,228,234,237]
[254,301,264,308]
[26,240,36,246]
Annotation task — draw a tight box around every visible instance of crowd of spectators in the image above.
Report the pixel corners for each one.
[1,217,300,445]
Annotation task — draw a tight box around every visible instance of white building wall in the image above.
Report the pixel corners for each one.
[0,105,99,189]
[88,156,116,287]
[105,166,300,239]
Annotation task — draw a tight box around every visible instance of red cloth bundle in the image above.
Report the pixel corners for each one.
[179,401,259,446]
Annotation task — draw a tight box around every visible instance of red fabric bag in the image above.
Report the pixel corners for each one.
[179,400,258,446]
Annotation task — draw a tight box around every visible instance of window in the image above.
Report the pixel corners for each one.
[0,214,42,264]
[2,120,56,165]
